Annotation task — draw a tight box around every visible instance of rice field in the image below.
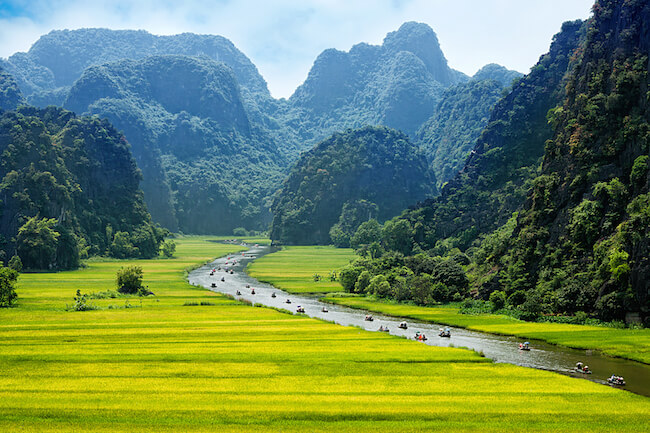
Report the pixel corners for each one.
[246,246,356,293]
[0,238,648,432]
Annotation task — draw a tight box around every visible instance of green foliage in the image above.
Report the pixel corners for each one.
[0,265,18,307]
[71,289,98,311]
[382,219,414,255]
[630,155,648,187]
[271,127,435,245]
[489,290,507,311]
[116,265,144,294]
[0,107,163,268]
[16,217,60,270]
[7,255,22,272]
[351,219,383,251]
[0,66,25,110]
[161,240,176,258]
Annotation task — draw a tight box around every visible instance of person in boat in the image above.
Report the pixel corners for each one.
[271,293,276,298]
[379,325,384,332]
[236,290,241,295]
[251,289,255,295]
[576,361,583,371]
[583,365,589,373]
[286,299,291,304]
[221,277,225,282]
[321,307,328,312]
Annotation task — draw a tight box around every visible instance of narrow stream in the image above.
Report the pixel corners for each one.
[188,244,650,397]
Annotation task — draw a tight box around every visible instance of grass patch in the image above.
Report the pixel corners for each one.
[247,245,356,293]
[322,295,650,364]
[0,238,648,431]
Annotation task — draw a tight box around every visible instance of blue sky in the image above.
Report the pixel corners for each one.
[0,0,595,98]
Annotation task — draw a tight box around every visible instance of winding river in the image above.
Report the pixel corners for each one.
[188,244,650,397]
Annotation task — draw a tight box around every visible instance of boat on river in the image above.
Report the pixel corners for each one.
[365,315,374,322]
[608,375,626,386]
[296,306,305,313]
[519,342,531,351]
[398,321,408,329]
[439,328,451,338]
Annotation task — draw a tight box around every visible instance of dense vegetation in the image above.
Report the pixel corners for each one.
[270,126,435,245]
[65,55,289,233]
[417,64,522,187]
[0,66,25,111]
[338,0,650,325]
[284,22,468,144]
[0,106,164,269]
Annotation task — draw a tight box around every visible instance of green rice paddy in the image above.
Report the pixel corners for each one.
[0,238,648,432]
[246,246,356,293]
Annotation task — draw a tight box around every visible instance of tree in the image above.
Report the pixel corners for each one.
[161,240,176,258]
[16,217,60,270]
[8,255,22,272]
[350,219,382,250]
[489,290,507,311]
[382,219,414,255]
[110,232,138,259]
[116,265,144,294]
[0,266,19,307]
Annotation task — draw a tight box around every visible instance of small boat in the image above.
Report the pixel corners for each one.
[519,342,530,351]
[230,270,234,274]
[364,315,374,322]
[209,271,214,276]
[378,326,389,332]
[221,277,225,282]
[296,306,305,313]
[574,367,592,374]
[321,307,328,313]
[398,321,408,330]
[210,283,216,288]
[286,299,291,304]
[415,331,427,341]
[438,328,451,338]
[607,375,626,386]
[236,290,241,295]
[251,289,256,295]
[246,284,250,288]
[271,293,276,298]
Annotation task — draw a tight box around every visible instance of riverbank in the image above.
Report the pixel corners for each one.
[1,239,648,432]
[322,295,650,364]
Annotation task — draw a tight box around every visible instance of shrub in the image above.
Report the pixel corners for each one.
[0,266,19,307]
[116,266,144,294]
[339,265,364,292]
[161,240,176,258]
[489,290,507,311]
[7,255,22,272]
[233,227,249,237]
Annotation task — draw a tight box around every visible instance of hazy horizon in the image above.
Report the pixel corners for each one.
[0,0,594,98]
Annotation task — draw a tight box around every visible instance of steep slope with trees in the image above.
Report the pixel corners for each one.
[0,106,164,269]
[417,64,523,187]
[270,126,435,245]
[0,66,25,111]
[65,55,288,233]
[284,22,467,143]
[479,0,650,322]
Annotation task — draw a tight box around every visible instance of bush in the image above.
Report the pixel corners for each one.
[489,290,507,311]
[116,266,144,294]
[0,266,19,307]
[233,227,249,237]
[71,289,97,311]
[507,290,527,306]
[339,265,364,292]
[8,255,22,272]
[161,240,176,258]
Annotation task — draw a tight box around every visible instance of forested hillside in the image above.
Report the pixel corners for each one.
[0,106,164,269]
[400,20,585,252]
[270,126,435,245]
[477,0,650,321]
[418,64,522,187]
[0,66,25,111]
[343,0,649,323]
[283,22,468,143]
[65,55,288,233]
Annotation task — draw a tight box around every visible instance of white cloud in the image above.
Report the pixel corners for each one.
[0,0,594,98]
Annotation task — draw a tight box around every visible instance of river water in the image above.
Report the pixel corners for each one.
[188,244,650,397]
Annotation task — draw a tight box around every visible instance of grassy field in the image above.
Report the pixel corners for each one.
[0,238,648,432]
[246,246,356,293]
[322,296,650,364]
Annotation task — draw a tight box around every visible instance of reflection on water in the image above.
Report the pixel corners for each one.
[188,245,650,397]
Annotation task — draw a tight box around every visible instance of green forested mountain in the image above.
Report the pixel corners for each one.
[0,106,164,269]
[417,64,522,187]
[283,22,468,143]
[0,66,25,111]
[65,55,289,233]
[0,28,270,106]
[270,126,435,245]
[474,0,650,321]
[400,20,585,253]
